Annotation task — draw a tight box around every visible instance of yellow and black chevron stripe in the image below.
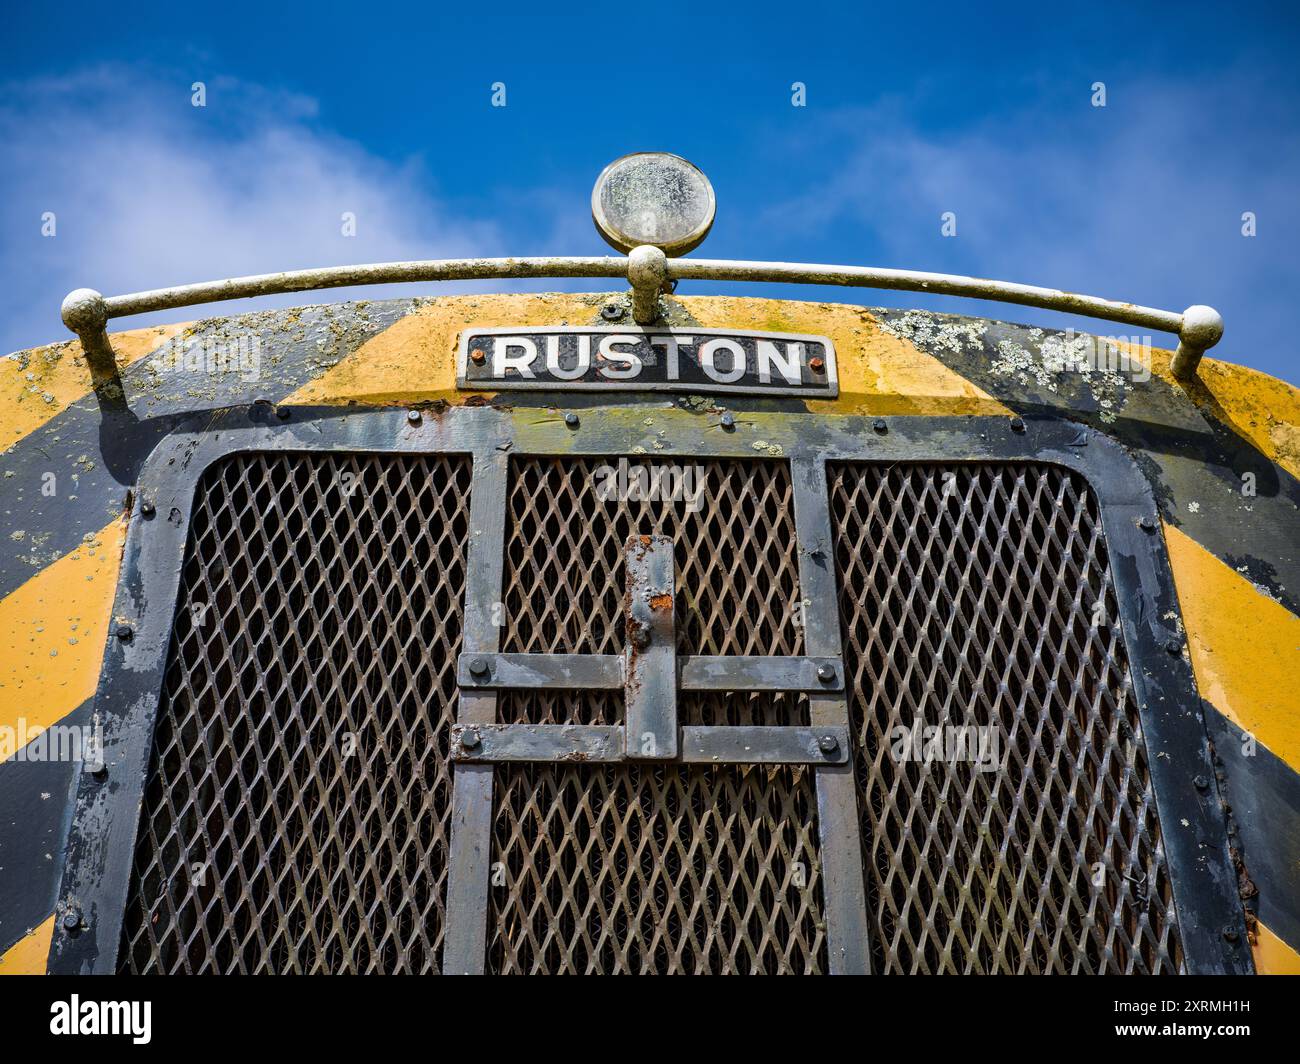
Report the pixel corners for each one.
[2,293,1296,973]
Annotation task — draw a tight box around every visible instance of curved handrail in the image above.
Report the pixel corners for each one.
[60,250,1222,383]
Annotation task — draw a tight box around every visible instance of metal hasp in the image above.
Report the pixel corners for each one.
[451,535,848,765]
[624,535,677,757]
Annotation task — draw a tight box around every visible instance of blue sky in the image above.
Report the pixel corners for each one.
[2,1,1297,383]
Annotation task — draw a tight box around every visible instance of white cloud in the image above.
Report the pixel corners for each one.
[753,71,1299,381]
[1,67,527,353]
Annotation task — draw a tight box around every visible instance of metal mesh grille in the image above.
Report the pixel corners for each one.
[118,452,473,974]
[500,456,806,727]
[489,763,826,974]
[828,462,1181,973]
[489,456,826,973]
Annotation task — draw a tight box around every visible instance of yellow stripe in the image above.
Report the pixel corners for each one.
[1,323,188,448]
[285,294,596,406]
[1165,522,1300,771]
[1167,354,1300,481]
[284,294,1011,417]
[0,914,52,975]
[679,297,1010,417]
[0,516,127,756]
[1253,920,1300,975]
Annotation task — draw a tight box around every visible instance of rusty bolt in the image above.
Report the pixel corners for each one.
[816,664,836,684]
[1222,925,1240,944]
[460,727,481,751]
[140,501,155,518]
[564,412,580,429]
[115,624,133,643]
[468,657,489,677]
[470,348,487,365]
[407,409,422,424]
[720,412,736,431]
[601,303,624,322]
[817,734,840,755]
[1139,515,1157,532]
[809,356,826,373]
[872,418,887,434]
[1194,774,1210,791]
[1009,416,1027,433]
[61,910,81,933]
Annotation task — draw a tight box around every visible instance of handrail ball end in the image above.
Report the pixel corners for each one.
[1172,305,1223,381]
[62,288,108,337]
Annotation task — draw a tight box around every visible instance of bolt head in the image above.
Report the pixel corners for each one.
[816,664,836,683]
[720,412,736,430]
[872,418,887,434]
[407,409,422,424]
[468,657,488,677]
[470,348,487,365]
[115,624,133,642]
[809,357,826,373]
[140,501,155,518]
[1138,516,1156,532]
[91,760,108,779]
[1222,925,1240,944]
[460,727,481,751]
[1166,639,1182,656]
[275,406,291,420]
[601,303,624,322]
[817,734,839,754]
[1194,774,1210,791]
[564,412,580,429]
[1009,416,1027,433]
[61,910,81,933]
[631,627,651,649]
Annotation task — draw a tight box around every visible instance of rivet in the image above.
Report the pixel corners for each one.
[1222,926,1240,944]
[91,760,108,780]
[564,412,580,429]
[872,418,887,434]
[1009,416,1027,433]
[720,412,736,431]
[140,501,155,518]
[601,303,624,322]
[816,664,836,683]
[817,734,840,754]
[115,624,133,643]
[407,409,422,424]
[1138,516,1157,532]
[61,910,81,933]
[460,727,481,751]
[468,657,489,677]
[470,348,487,365]
[1194,774,1209,791]
[809,356,826,373]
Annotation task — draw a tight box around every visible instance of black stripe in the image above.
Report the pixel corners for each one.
[1205,702,1300,952]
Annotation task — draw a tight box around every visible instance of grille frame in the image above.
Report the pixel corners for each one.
[46,406,1251,974]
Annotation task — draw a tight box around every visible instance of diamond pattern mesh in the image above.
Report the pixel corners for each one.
[489,456,826,973]
[488,763,827,974]
[499,456,806,727]
[828,462,1181,974]
[117,452,473,974]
